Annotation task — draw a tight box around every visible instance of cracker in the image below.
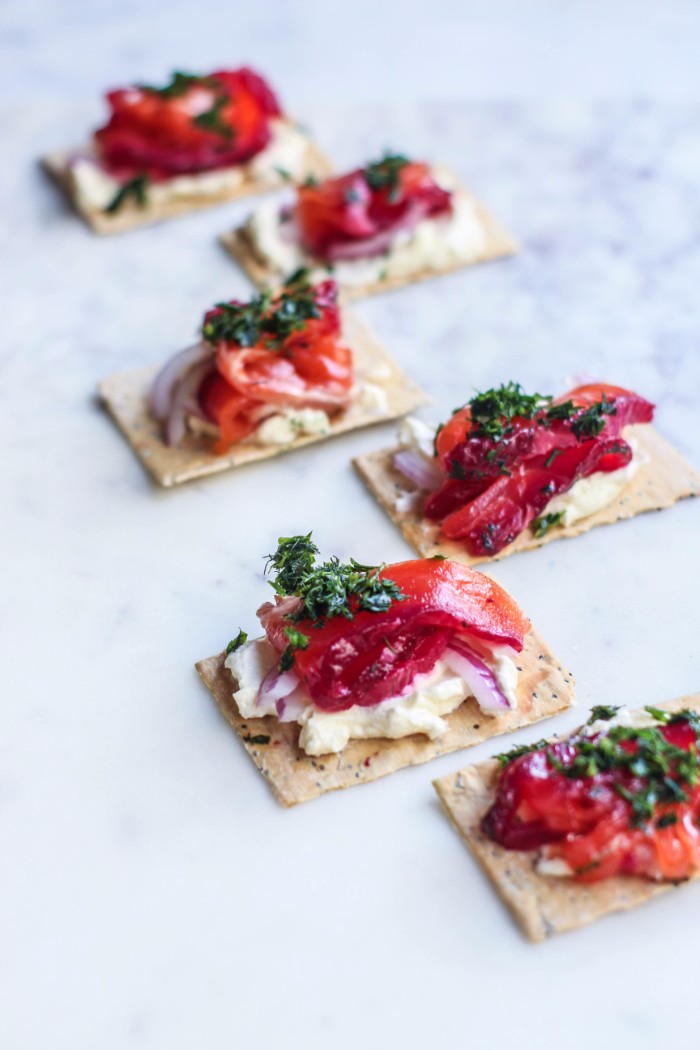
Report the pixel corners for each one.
[353,424,700,566]
[433,693,700,942]
[195,625,574,807]
[98,311,430,487]
[41,126,332,235]
[220,182,517,300]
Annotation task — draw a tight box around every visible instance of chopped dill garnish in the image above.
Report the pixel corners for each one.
[497,739,550,766]
[364,153,410,196]
[201,269,321,348]
[587,705,621,723]
[266,534,405,624]
[225,629,248,656]
[137,70,217,98]
[531,511,564,538]
[104,173,149,214]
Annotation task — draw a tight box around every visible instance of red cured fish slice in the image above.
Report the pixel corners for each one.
[197,277,353,451]
[258,559,529,712]
[215,337,352,412]
[435,384,653,473]
[197,373,266,453]
[295,159,452,261]
[426,383,654,555]
[439,437,633,554]
[482,716,700,883]
[95,68,281,180]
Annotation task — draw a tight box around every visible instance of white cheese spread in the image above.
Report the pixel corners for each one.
[245,167,487,285]
[253,407,330,446]
[226,635,519,756]
[535,854,575,878]
[358,381,389,414]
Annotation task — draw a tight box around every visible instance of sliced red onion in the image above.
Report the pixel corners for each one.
[324,203,427,262]
[257,665,301,708]
[150,342,211,421]
[164,359,214,447]
[443,638,512,714]
[393,449,443,492]
[276,687,307,723]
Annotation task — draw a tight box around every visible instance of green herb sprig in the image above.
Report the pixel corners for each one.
[453,382,620,447]
[225,629,248,655]
[497,739,550,767]
[587,705,622,723]
[467,383,552,441]
[266,534,406,627]
[104,173,149,215]
[137,70,217,98]
[364,153,410,198]
[279,626,310,671]
[193,95,234,140]
[201,270,321,348]
[570,394,617,439]
[552,715,700,828]
[531,511,565,538]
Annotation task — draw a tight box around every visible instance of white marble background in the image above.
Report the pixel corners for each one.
[3,2,700,1048]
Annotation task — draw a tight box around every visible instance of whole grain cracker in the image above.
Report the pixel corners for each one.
[195,625,574,807]
[433,693,700,942]
[98,311,429,487]
[41,127,332,235]
[353,424,700,567]
[220,181,517,300]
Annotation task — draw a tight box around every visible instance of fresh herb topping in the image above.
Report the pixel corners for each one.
[644,705,671,723]
[497,739,550,767]
[104,173,149,214]
[266,533,406,627]
[225,629,248,655]
[193,94,234,140]
[550,714,700,828]
[543,399,577,423]
[201,269,321,348]
[531,511,564,538]
[467,383,551,441]
[570,394,617,439]
[243,733,271,746]
[137,70,217,98]
[279,626,310,672]
[454,382,619,447]
[364,153,410,196]
[587,704,622,723]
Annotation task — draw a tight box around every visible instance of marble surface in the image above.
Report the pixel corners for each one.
[4,5,700,1049]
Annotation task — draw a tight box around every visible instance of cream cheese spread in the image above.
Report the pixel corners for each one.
[226,635,519,756]
[254,408,330,446]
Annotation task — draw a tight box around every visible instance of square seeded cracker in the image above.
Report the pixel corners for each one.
[353,424,700,567]
[220,177,517,300]
[41,126,332,235]
[195,625,574,807]
[433,693,700,942]
[98,311,429,487]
